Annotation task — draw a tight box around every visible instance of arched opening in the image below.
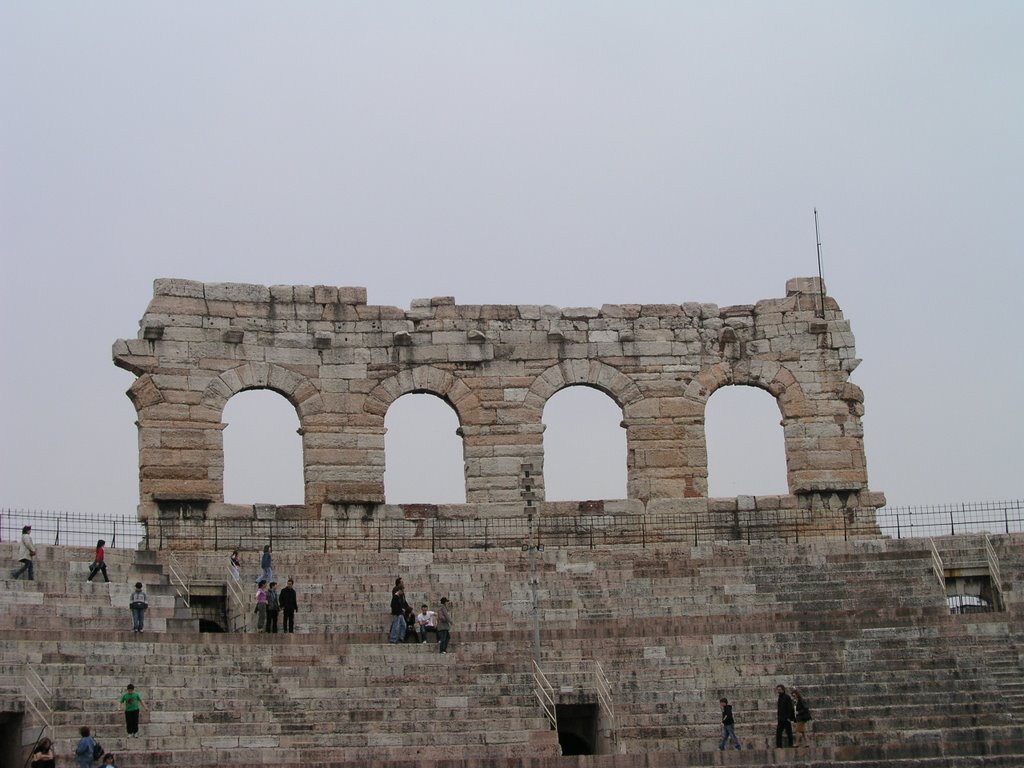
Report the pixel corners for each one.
[384,393,465,504]
[542,386,626,502]
[705,385,788,497]
[222,389,304,505]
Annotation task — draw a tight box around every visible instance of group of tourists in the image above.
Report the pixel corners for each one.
[389,576,452,653]
[719,684,814,750]
[237,544,300,633]
[254,577,299,633]
[10,527,111,584]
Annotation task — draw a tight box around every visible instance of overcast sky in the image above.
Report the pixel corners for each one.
[2,2,1021,516]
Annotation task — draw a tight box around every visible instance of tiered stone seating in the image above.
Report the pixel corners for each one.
[2,533,1023,767]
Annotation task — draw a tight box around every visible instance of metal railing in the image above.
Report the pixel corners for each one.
[532,660,558,731]
[929,538,946,589]
[226,569,249,633]
[23,665,53,734]
[165,550,190,608]
[0,509,145,549]
[593,660,617,739]
[985,534,1003,602]
[878,500,1023,539]
[2,500,1022,553]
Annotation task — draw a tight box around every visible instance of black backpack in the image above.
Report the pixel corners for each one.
[92,740,104,760]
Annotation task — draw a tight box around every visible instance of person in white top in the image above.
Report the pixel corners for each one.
[414,604,437,643]
[12,525,36,580]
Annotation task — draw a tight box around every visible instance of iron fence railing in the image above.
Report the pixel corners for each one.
[2,500,1022,552]
[0,509,145,549]
[875,500,1024,539]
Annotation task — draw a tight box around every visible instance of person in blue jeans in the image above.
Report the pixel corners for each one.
[719,697,741,750]
[388,581,408,643]
[129,582,148,633]
[74,726,96,768]
[436,597,452,654]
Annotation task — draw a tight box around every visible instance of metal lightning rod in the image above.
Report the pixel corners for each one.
[813,208,826,319]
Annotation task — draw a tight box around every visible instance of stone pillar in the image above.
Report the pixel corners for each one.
[303,425,386,505]
[137,417,224,506]
[463,423,545,504]
[623,396,707,500]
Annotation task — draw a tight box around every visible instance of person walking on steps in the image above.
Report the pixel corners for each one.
[775,684,795,748]
[718,697,742,750]
[119,683,145,737]
[792,689,813,747]
[87,540,109,582]
[12,525,36,580]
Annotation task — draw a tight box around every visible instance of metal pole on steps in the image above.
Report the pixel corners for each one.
[521,463,542,666]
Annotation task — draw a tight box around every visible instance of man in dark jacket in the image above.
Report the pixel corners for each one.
[775,684,795,747]
[279,579,298,633]
[389,577,408,643]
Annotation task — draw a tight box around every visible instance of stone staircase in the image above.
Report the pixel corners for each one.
[1,533,1022,766]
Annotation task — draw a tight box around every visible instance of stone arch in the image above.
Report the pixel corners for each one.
[522,360,641,501]
[363,365,483,426]
[684,361,815,498]
[525,360,643,415]
[683,360,812,419]
[201,363,323,422]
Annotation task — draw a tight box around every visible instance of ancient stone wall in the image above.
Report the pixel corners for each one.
[113,277,884,525]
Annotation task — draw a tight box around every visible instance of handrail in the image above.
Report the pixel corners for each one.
[929,538,946,589]
[23,665,53,733]
[593,660,616,738]
[532,659,558,731]
[984,535,1003,601]
[165,551,190,608]
[225,568,249,633]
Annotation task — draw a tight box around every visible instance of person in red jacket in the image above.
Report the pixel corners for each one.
[87,539,109,582]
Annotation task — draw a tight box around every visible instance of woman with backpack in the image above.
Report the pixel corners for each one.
[792,689,813,747]
[74,726,101,768]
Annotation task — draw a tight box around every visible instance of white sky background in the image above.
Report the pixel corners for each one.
[1,2,1021,514]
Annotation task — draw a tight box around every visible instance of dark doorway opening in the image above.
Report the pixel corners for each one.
[556,703,598,756]
[0,711,24,768]
[199,618,226,633]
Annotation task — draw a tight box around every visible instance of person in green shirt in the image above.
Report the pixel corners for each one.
[118,684,145,737]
